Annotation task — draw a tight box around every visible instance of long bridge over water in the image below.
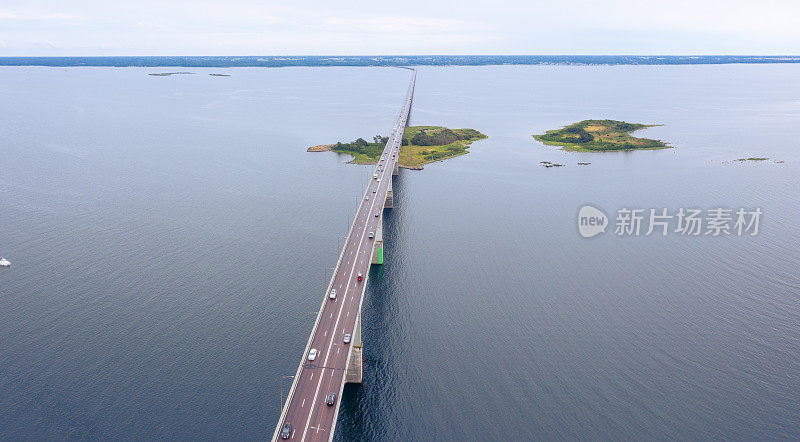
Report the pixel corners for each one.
[272,70,416,441]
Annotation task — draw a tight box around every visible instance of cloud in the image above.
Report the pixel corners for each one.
[136,21,167,30]
[0,9,82,22]
[325,16,481,34]
[0,0,797,55]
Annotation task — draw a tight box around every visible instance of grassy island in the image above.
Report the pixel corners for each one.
[309,126,487,169]
[534,119,670,152]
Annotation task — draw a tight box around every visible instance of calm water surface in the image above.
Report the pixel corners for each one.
[1,65,799,440]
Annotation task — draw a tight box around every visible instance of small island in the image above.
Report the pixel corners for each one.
[533,119,671,152]
[734,157,768,162]
[309,126,486,169]
[148,72,194,76]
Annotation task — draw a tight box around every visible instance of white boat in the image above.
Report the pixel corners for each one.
[0,258,9,267]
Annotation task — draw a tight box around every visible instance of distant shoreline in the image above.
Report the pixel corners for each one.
[1,55,799,68]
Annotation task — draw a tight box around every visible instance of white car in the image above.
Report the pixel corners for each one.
[343,334,351,344]
[366,196,370,200]
[308,349,317,361]
[329,289,336,300]
[368,232,374,239]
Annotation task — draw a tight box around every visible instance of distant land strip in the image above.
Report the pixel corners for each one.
[1,55,800,67]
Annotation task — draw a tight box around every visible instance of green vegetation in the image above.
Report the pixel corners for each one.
[312,126,487,169]
[399,126,486,167]
[533,119,671,152]
[330,135,389,164]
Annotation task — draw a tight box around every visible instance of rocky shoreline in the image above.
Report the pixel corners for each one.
[307,144,334,152]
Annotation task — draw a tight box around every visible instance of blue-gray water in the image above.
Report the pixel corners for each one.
[1,65,799,440]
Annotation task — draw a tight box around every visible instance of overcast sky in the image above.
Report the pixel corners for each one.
[1,0,799,56]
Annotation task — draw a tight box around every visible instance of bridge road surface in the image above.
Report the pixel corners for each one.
[273,71,415,442]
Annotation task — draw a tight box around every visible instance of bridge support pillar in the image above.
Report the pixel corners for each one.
[371,215,383,265]
[393,162,399,176]
[384,179,393,208]
[345,311,363,383]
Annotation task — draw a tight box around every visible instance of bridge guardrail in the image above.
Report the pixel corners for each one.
[271,69,415,442]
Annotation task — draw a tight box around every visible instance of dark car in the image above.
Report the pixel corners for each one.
[326,392,336,406]
[280,422,292,439]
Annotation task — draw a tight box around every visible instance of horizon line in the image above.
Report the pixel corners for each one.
[1,54,800,58]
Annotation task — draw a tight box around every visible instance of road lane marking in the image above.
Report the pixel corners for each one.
[283,83,413,441]
[301,155,387,442]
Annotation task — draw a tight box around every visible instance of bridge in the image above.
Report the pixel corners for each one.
[272,70,416,441]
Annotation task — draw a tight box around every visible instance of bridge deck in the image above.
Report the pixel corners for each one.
[273,71,415,442]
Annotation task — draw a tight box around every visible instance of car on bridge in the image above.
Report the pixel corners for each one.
[368,232,374,239]
[326,392,336,406]
[308,349,317,361]
[329,289,336,300]
[374,212,379,217]
[357,273,363,282]
[280,422,292,439]
[343,333,351,344]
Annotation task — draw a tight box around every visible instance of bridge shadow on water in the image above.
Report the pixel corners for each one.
[334,173,415,441]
